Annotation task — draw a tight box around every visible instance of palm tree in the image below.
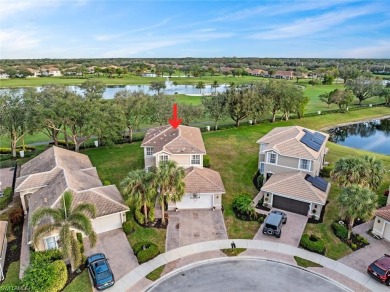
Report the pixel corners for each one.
[154,161,185,225]
[361,155,384,190]
[32,191,97,269]
[195,81,206,94]
[211,80,219,94]
[338,185,377,239]
[120,169,156,224]
[331,157,366,187]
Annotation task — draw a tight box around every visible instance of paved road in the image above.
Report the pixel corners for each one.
[147,259,348,292]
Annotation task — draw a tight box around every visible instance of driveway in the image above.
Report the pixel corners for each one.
[166,210,228,251]
[338,220,390,273]
[254,209,308,246]
[0,167,14,191]
[83,229,138,280]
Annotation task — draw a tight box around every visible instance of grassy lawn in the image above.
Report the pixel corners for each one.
[0,261,20,287]
[146,265,165,281]
[63,270,92,292]
[221,248,246,256]
[294,256,323,268]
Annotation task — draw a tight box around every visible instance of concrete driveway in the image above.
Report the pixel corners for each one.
[83,229,138,281]
[166,210,228,251]
[338,220,390,273]
[254,209,308,246]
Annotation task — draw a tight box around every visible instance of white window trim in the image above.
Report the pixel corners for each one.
[191,154,201,165]
[267,152,278,164]
[159,154,169,162]
[44,234,59,250]
[146,147,154,156]
[299,159,311,171]
[260,162,265,174]
[259,143,267,153]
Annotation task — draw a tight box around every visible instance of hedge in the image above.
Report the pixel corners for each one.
[300,234,326,254]
[0,146,36,154]
[203,155,210,168]
[133,241,159,264]
[122,221,134,235]
[0,187,13,210]
[331,222,348,241]
[47,260,67,292]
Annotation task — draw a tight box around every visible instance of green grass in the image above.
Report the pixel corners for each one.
[63,270,92,292]
[0,261,21,287]
[146,265,165,281]
[221,248,246,257]
[294,256,323,268]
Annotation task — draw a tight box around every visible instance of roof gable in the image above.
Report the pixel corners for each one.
[375,205,390,222]
[184,167,225,194]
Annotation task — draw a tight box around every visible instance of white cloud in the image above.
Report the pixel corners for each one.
[341,40,390,58]
[0,0,61,19]
[0,29,39,57]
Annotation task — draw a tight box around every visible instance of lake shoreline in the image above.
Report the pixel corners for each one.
[321,114,390,131]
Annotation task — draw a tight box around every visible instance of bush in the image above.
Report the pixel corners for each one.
[133,241,153,255]
[122,221,134,235]
[203,155,210,168]
[30,250,63,264]
[232,194,257,221]
[320,165,333,178]
[48,260,67,292]
[9,206,24,225]
[252,170,263,191]
[0,187,13,210]
[0,146,36,154]
[331,222,348,240]
[300,234,326,254]
[103,180,111,186]
[136,244,159,264]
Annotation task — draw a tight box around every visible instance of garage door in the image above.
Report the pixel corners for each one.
[384,222,390,242]
[272,195,309,216]
[176,194,213,209]
[92,213,123,234]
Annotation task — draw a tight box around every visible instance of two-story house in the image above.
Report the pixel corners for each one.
[141,125,225,210]
[256,126,331,219]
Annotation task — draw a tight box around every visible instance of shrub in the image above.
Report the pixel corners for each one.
[350,243,357,250]
[232,194,257,221]
[9,206,24,225]
[320,165,333,178]
[252,170,264,191]
[0,146,35,154]
[0,187,13,210]
[122,221,134,235]
[48,260,67,292]
[203,155,210,168]
[30,250,63,264]
[300,234,326,254]
[133,241,153,255]
[331,222,348,240]
[103,180,111,186]
[353,234,369,247]
[136,244,159,264]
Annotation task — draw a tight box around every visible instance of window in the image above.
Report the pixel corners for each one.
[260,162,265,174]
[45,235,59,250]
[299,159,310,170]
[260,143,267,153]
[159,155,168,163]
[267,153,277,164]
[146,147,154,156]
[191,155,201,165]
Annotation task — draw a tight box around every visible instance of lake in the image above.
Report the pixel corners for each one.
[0,84,229,98]
[328,118,390,155]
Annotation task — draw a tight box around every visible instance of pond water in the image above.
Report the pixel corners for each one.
[0,84,229,98]
[328,118,390,155]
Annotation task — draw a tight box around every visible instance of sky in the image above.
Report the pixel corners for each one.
[0,0,389,59]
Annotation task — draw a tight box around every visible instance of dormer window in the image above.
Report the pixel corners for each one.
[146,147,154,156]
[191,155,201,165]
[267,152,277,164]
[159,154,168,163]
[299,159,311,170]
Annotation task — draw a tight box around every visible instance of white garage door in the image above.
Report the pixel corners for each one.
[176,194,213,209]
[383,222,390,241]
[92,213,123,234]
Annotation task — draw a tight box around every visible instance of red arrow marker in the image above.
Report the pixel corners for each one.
[169,103,182,129]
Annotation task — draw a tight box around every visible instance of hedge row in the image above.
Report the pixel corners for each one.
[331,222,348,240]
[300,234,326,254]
[0,146,36,154]
[0,187,13,210]
[133,241,159,264]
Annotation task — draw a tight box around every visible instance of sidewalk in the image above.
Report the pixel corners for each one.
[111,239,388,292]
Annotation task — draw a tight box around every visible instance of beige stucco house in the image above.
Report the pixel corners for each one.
[15,146,129,252]
[256,126,330,218]
[372,190,390,241]
[0,221,8,282]
[141,125,225,210]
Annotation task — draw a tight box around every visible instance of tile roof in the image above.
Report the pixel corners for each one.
[375,205,390,222]
[184,167,225,194]
[257,126,329,160]
[141,125,206,154]
[261,171,330,204]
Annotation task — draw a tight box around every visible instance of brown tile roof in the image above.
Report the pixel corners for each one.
[142,125,206,154]
[261,171,329,204]
[274,70,293,77]
[375,205,390,222]
[184,167,225,194]
[257,126,329,160]
[0,221,8,259]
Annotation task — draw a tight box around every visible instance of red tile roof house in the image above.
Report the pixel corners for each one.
[15,146,129,252]
[256,126,331,219]
[372,187,390,241]
[141,125,225,210]
[273,70,294,80]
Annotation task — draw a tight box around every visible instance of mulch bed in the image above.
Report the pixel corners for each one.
[141,218,168,229]
[62,265,87,288]
[255,202,271,212]
[2,218,24,276]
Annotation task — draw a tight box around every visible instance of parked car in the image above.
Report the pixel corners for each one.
[270,210,287,224]
[86,253,115,290]
[262,212,285,238]
[367,254,390,285]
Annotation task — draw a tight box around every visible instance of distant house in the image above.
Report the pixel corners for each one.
[246,68,267,76]
[256,126,330,218]
[372,189,390,241]
[0,221,8,282]
[40,67,62,77]
[141,125,225,210]
[15,146,129,252]
[273,70,294,80]
[142,73,157,77]
[0,70,9,79]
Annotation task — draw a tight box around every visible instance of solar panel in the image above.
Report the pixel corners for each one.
[300,131,326,152]
[305,174,328,192]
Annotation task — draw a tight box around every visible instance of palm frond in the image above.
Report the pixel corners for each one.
[59,224,71,259]
[32,224,59,248]
[73,203,97,219]
[69,213,95,235]
[31,208,62,226]
[70,231,82,268]
[88,231,97,248]
[63,191,74,218]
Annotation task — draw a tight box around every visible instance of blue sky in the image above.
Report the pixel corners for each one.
[1,0,389,59]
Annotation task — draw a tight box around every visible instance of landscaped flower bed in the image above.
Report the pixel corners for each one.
[331,222,369,251]
[299,234,326,255]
